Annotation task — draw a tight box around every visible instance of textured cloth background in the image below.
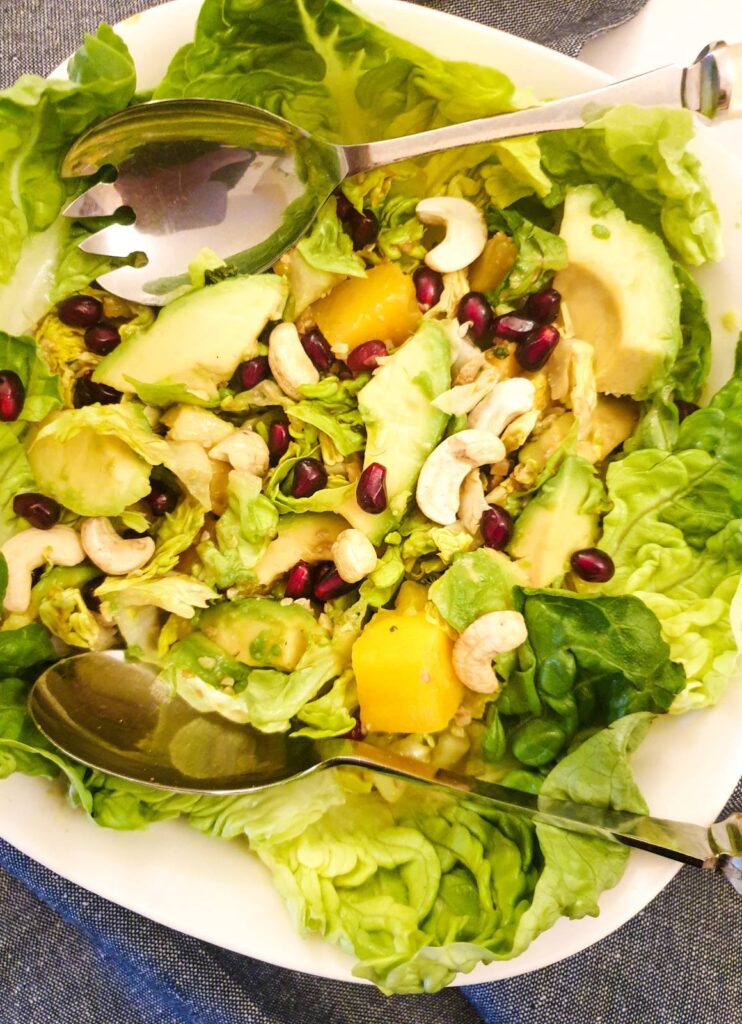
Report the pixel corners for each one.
[0,1,741,1022]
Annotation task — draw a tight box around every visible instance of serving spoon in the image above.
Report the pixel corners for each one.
[61,41,742,305]
[28,650,742,891]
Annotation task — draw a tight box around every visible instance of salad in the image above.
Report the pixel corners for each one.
[0,0,740,995]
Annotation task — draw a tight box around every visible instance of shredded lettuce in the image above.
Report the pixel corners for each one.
[297,199,366,278]
[198,470,279,589]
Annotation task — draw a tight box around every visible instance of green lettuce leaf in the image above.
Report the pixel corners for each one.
[538,105,722,266]
[670,265,712,401]
[0,425,36,544]
[600,369,742,709]
[198,470,279,589]
[0,332,61,424]
[289,375,366,457]
[429,549,523,632]
[0,26,136,334]
[485,208,567,302]
[297,199,366,277]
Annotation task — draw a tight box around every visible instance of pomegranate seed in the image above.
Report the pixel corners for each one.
[300,329,333,372]
[268,419,290,464]
[676,400,700,421]
[292,458,327,498]
[356,462,387,514]
[525,288,561,323]
[516,325,560,371]
[334,191,353,221]
[346,340,388,375]
[343,717,367,741]
[570,548,615,583]
[348,208,379,250]
[232,356,269,391]
[73,371,122,407]
[84,322,120,356]
[81,577,102,613]
[57,295,102,328]
[145,481,180,516]
[285,560,315,599]
[413,266,444,310]
[313,564,354,602]
[0,371,25,422]
[481,505,512,550]
[12,492,61,530]
[456,292,494,346]
[492,314,536,342]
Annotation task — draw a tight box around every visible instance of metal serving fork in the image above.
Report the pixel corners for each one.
[61,41,742,305]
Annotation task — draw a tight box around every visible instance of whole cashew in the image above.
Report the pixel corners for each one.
[81,518,155,576]
[453,610,528,693]
[416,197,488,274]
[468,377,536,436]
[268,322,319,400]
[331,528,378,583]
[1,526,85,613]
[416,429,506,525]
[209,428,270,476]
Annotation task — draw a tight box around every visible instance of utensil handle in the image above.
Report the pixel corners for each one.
[341,41,742,176]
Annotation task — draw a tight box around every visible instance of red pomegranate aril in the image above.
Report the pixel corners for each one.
[356,462,387,514]
[348,208,379,250]
[285,560,315,599]
[146,482,180,517]
[12,492,61,530]
[570,548,615,583]
[232,356,269,391]
[292,458,327,498]
[268,419,290,464]
[343,717,367,741]
[300,328,333,372]
[73,371,122,407]
[481,504,513,550]
[516,324,560,371]
[314,564,354,602]
[0,371,25,422]
[346,340,388,376]
[456,292,494,345]
[81,577,103,613]
[334,191,353,222]
[84,322,120,356]
[413,266,444,310]
[676,400,700,422]
[57,294,103,329]
[493,314,536,342]
[525,287,561,323]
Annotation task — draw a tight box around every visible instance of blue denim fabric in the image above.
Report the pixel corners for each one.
[2,2,741,1023]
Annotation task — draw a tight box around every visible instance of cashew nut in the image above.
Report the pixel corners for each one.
[416,197,487,274]
[1,526,85,613]
[468,377,536,436]
[453,610,528,694]
[268,322,319,401]
[81,518,155,576]
[331,528,378,583]
[416,429,506,525]
[209,428,270,476]
[458,469,490,535]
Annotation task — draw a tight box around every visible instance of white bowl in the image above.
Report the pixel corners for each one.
[3,0,741,986]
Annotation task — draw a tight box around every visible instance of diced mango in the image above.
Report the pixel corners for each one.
[311,262,420,353]
[469,233,517,293]
[352,592,463,734]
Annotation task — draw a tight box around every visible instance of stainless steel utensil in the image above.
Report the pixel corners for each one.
[61,41,742,305]
[29,650,742,892]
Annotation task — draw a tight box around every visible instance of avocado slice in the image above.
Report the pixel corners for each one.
[199,597,323,672]
[339,320,451,544]
[508,454,605,587]
[94,275,287,399]
[554,185,681,399]
[253,512,347,586]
